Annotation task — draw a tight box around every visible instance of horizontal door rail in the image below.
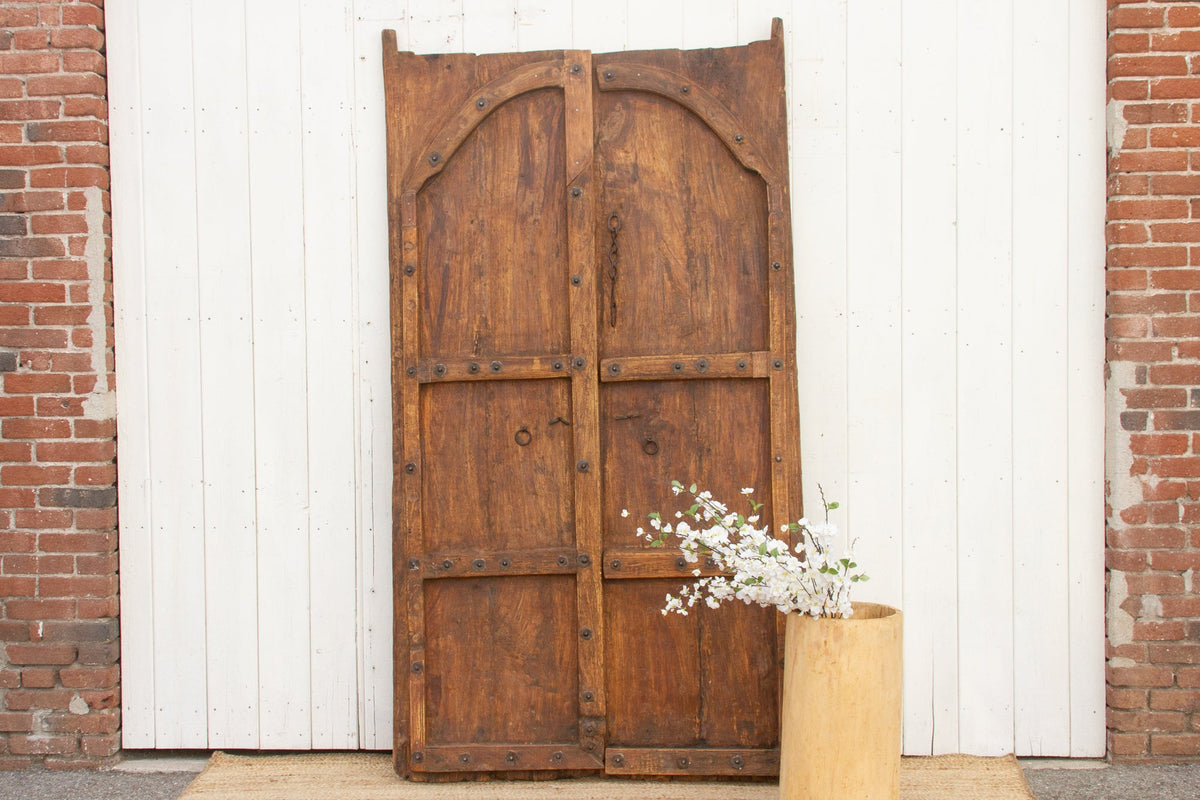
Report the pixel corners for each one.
[599,350,777,382]
[414,547,591,579]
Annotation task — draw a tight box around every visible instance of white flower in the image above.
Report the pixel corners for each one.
[629,482,863,620]
[621,509,629,517]
[741,487,754,495]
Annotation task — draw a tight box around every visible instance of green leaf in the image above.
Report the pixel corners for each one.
[689,483,698,494]
[827,501,840,510]
[648,512,660,520]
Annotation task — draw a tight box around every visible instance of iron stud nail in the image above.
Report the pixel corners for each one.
[408,558,420,570]
[584,721,597,734]
[680,85,690,94]
[582,690,595,702]
[572,357,585,369]
[736,359,747,370]
[552,359,564,370]
[406,366,417,377]
[675,556,686,568]
[578,553,591,566]
[609,363,621,375]
[428,152,441,165]
[612,753,625,766]
[571,274,582,286]
[557,555,569,567]
[731,755,745,769]
[585,741,596,751]
[459,753,471,764]
[404,264,415,276]
[499,557,511,568]
[412,751,424,763]
[603,69,615,81]
[411,661,423,674]
[733,133,744,143]
[772,260,782,271]
[570,63,582,74]
[476,97,487,109]
[491,360,503,372]
[678,756,691,768]
[773,359,784,370]
[672,361,683,372]
[775,455,783,462]
[552,751,564,762]
[696,358,708,372]
[468,362,480,373]
[442,559,453,569]
[404,462,416,474]
[570,187,582,198]
[434,363,446,376]
[610,559,621,570]
[505,751,518,763]
[577,459,590,473]
[580,627,593,640]
[473,558,485,570]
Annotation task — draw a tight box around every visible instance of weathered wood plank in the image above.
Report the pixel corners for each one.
[419,547,583,579]
[605,747,779,776]
[599,352,773,382]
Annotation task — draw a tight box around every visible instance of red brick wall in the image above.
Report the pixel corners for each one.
[0,0,118,768]
[1108,0,1200,762]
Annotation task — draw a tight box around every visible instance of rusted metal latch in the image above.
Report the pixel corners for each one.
[606,212,621,327]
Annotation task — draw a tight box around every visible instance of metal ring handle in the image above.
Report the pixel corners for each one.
[642,437,659,456]
[515,427,532,447]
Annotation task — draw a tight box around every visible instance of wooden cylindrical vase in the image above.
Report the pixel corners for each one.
[779,602,903,800]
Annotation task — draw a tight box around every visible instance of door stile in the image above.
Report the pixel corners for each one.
[759,21,802,719]
[382,31,421,775]
[397,191,429,773]
[564,49,606,761]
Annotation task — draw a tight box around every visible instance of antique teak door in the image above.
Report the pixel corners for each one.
[384,19,801,781]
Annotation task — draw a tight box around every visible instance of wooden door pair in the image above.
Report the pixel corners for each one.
[384,19,800,781]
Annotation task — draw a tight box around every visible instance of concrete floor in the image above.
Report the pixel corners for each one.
[0,756,1196,800]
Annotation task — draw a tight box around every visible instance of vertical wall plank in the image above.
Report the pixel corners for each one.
[626,0,682,49]
[107,0,156,749]
[407,0,463,53]
[845,0,903,609]
[736,1,789,47]
[517,0,572,51]
[352,0,407,750]
[1012,0,1071,757]
[138,0,209,749]
[900,0,960,757]
[1066,0,1109,758]
[301,0,361,749]
[571,0,626,51]
[246,0,312,749]
[791,0,850,537]
[682,0,736,48]
[463,0,516,52]
[956,0,1016,756]
[191,0,261,749]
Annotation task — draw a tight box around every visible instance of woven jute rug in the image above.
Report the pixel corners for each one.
[178,751,1037,799]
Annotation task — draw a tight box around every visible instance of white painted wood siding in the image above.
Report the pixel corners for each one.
[108,0,1107,755]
